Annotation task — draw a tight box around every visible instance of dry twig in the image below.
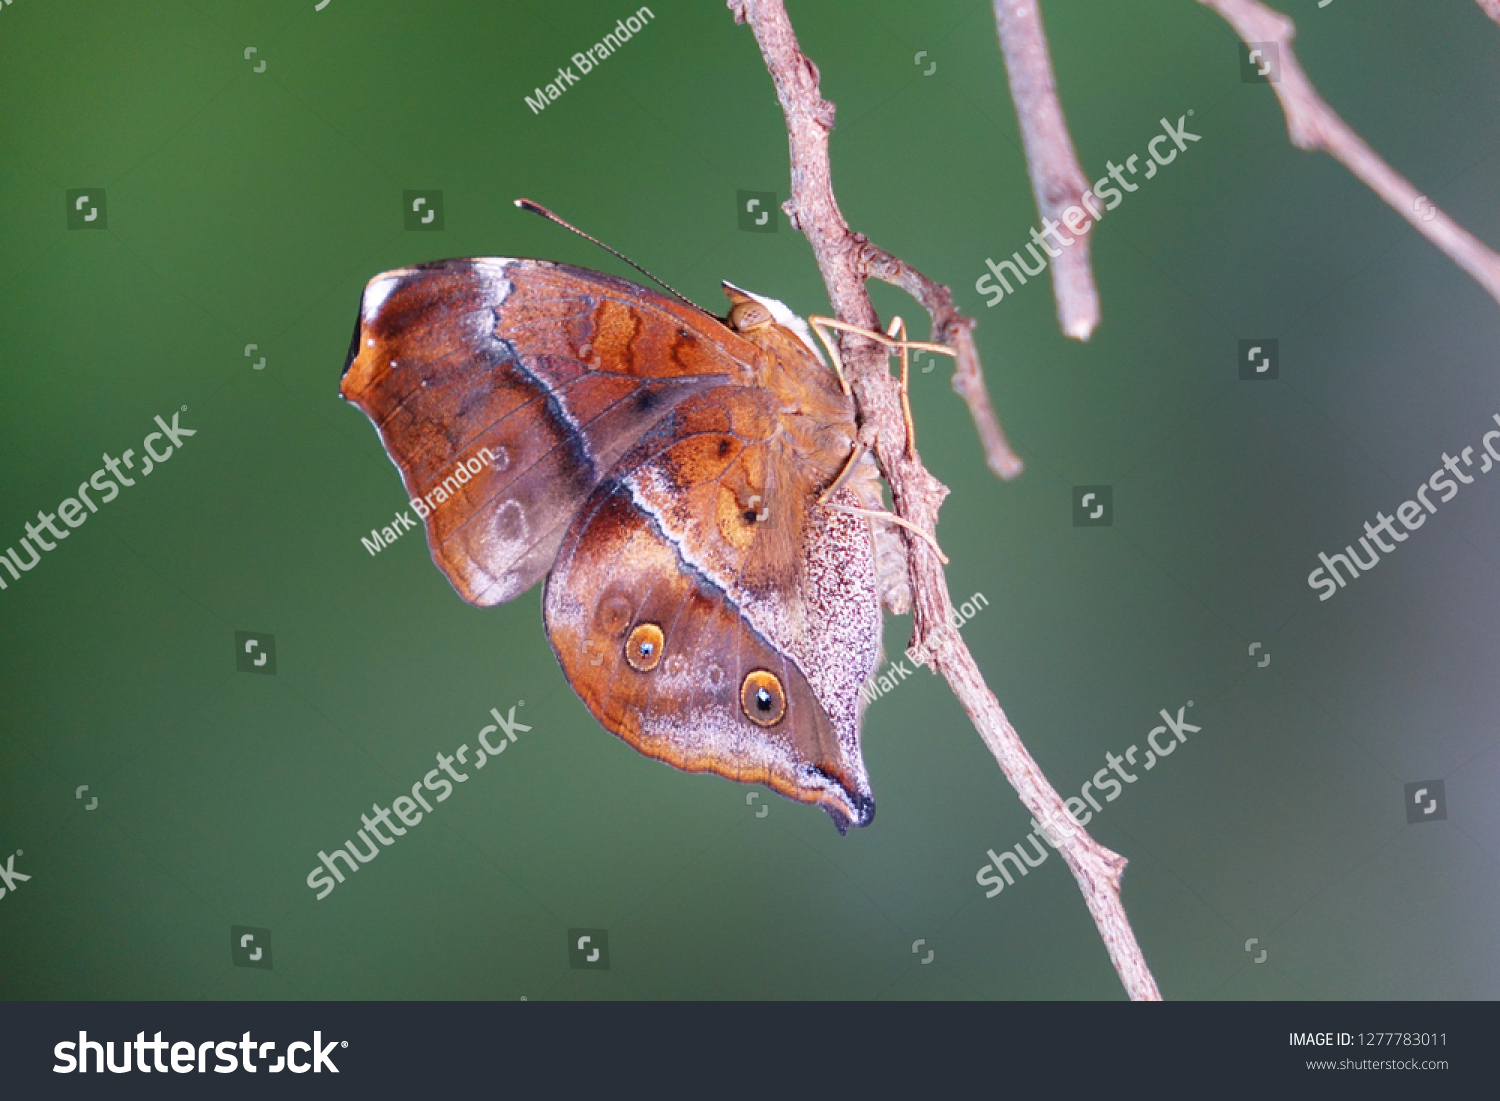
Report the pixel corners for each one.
[1203,0,1500,308]
[992,0,1100,341]
[727,0,1160,1000]
[865,252,1023,479]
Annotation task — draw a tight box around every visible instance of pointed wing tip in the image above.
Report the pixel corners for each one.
[826,789,875,833]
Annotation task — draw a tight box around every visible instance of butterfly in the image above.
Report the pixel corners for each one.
[340,250,940,831]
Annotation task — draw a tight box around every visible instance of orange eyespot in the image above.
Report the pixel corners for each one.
[729,301,772,332]
[740,669,786,726]
[625,623,664,672]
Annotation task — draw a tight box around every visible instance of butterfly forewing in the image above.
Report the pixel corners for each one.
[341,259,756,604]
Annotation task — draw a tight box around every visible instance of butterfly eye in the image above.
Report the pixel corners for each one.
[740,670,786,726]
[728,301,772,332]
[625,623,665,672]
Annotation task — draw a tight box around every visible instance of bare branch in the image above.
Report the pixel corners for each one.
[992,0,1100,341]
[1477,0,1500,29]
[1204,0,1500,308]
[728,0,1159,1000]
[865,250,1023,479]
[948,325,1024,481]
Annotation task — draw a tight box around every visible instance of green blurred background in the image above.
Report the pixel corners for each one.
[3,0,1499,1000]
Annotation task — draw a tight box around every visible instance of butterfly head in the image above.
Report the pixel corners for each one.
[727,298,773,333]
[721,282,828,368]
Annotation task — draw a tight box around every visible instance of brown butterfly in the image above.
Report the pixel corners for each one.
[340,232,946,831]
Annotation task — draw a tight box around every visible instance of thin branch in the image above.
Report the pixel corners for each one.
[865,251,1023,479]
[1477,0,1500,29]
[992,0,1100,341]
[1203,0,1500,308]
[727,0,1159,1001]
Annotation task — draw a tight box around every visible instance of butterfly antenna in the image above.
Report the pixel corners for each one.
[514,199,706,314]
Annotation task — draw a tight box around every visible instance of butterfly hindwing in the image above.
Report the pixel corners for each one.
[543,385,878,829]
[544,475,875,830]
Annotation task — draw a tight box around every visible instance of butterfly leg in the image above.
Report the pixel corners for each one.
[807,315,954,564]
[818,446,949,565]
[884,315,919,457]
[806,315,956,364]
[807,315,854,396]
[818,438,871,505]
[807,315,956,455]
[821,499,948,564]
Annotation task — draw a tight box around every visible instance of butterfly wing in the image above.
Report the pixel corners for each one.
[340,258,761,605]
[344,261,884,828]
[544,386,881,830]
